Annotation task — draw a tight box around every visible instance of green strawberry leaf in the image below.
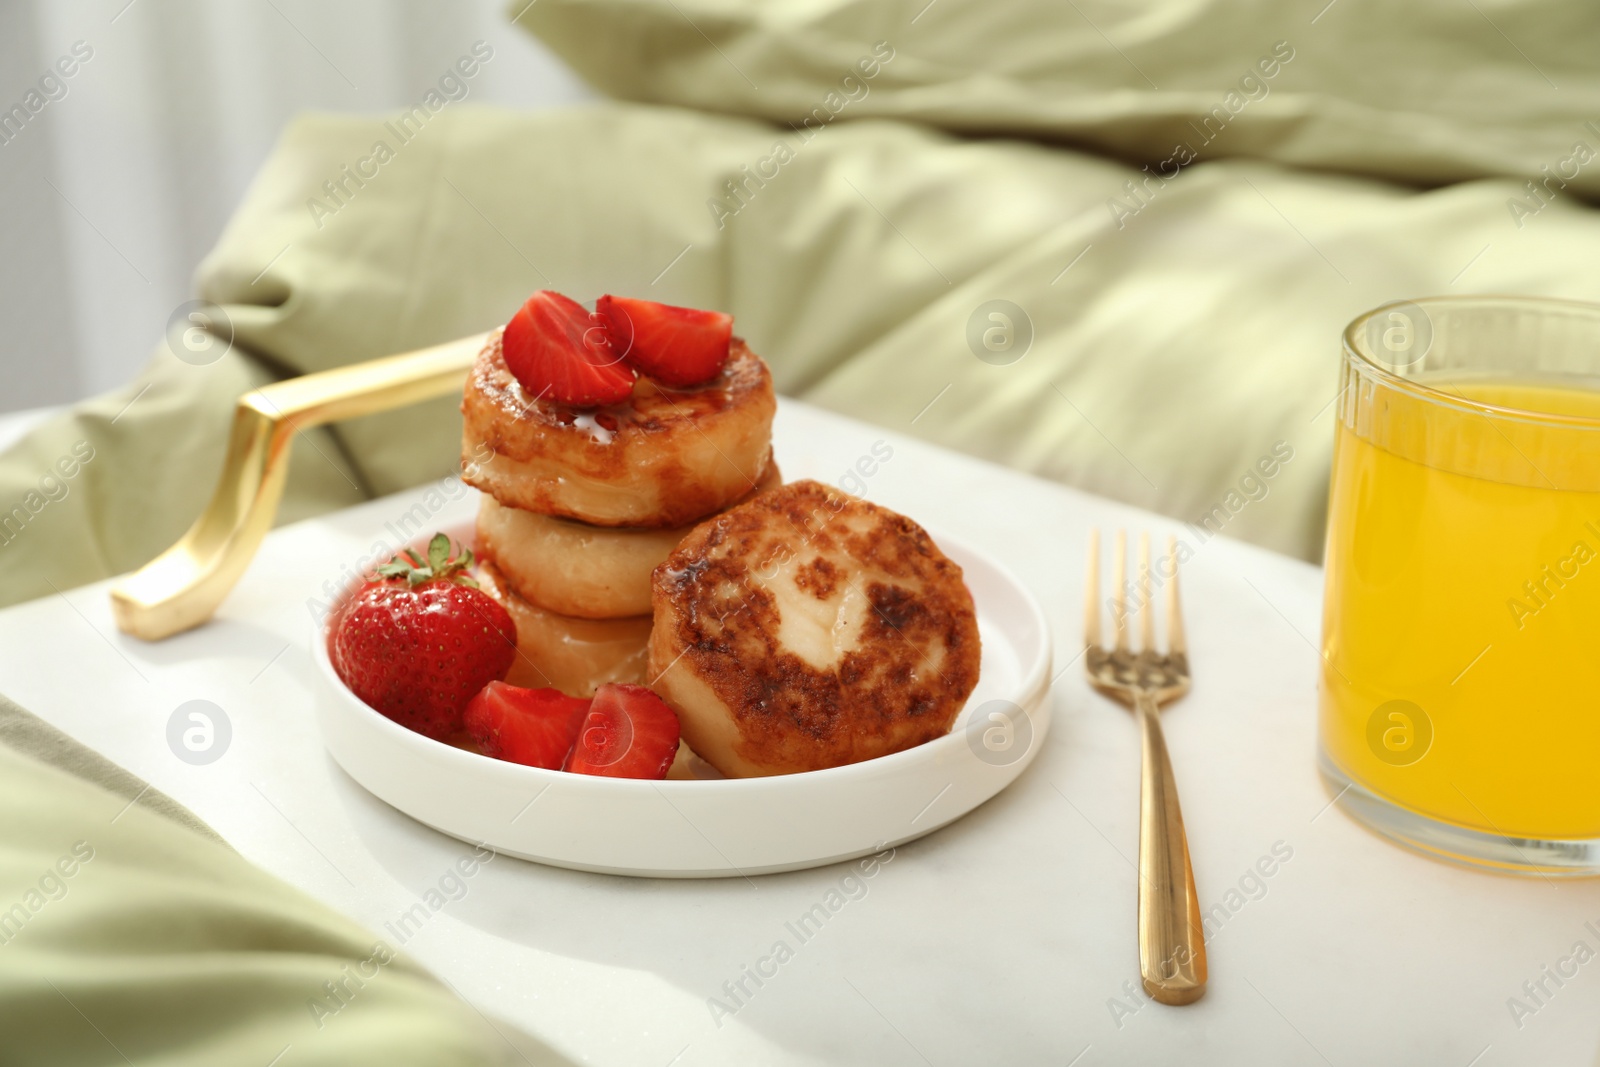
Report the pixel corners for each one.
[427,532,450,571]
[374,534,479,588]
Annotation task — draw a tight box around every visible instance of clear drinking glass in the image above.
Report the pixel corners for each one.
[1320,295,1600,874]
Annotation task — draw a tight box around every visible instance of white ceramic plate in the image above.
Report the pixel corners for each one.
[312,521,1052,877]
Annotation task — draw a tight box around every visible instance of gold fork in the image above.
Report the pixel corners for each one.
[1084,529,1206,1005]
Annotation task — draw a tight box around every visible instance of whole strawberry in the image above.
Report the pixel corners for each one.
[328,534,518,739]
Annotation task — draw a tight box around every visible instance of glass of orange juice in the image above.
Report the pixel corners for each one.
[1320,296,1600,874]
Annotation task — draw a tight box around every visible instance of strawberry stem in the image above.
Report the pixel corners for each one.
[375,534,479,587]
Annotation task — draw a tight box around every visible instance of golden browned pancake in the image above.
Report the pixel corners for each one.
[648,480,981,777]
[461,329,775,528]
[476,457,782,619]
[477,561,650,697]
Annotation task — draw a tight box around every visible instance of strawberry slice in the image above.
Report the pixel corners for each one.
[596,295,733,387]
[562,683,681,779]
[464,681,591,769]
[503,290,635,406]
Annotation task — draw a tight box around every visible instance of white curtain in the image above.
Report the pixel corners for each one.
[0,0,589,413]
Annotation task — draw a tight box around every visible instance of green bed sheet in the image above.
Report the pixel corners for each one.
[0,693,565,1066]
[2,102,1599,609]
[516,0,1600,196]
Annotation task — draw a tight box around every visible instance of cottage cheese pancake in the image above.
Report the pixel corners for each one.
[462,329,775,527]
[477,456,781,619]
[648,480,981,777]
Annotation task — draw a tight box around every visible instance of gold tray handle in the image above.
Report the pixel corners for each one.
[110,332,490,641]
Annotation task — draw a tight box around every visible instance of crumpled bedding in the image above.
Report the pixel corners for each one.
[518,0,1600,196]
[1,98,1597,606]
[0,691,543,1066]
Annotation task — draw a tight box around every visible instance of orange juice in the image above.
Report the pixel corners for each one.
[1321,378,1600,839]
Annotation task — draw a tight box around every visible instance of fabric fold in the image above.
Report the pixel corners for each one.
[2,100,1599,609]
[510,0,1600,197]
[0,691,554,1066]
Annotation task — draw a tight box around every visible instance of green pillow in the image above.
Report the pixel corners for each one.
[513,0,1600,198]
[4,102,1599,610]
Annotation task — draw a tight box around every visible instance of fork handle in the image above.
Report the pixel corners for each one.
[1134,690,1207,1004]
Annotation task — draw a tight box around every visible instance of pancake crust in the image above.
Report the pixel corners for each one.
[461,328,775,528]
[648,480,981,777]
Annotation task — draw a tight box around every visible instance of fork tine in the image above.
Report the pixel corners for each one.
[1138,532,1155,653]
[1165,535,1187,655]
[1112,530,1129,651]
[1083,528,1101,648]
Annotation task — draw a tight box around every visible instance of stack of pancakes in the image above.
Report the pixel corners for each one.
[460,328,778,696]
